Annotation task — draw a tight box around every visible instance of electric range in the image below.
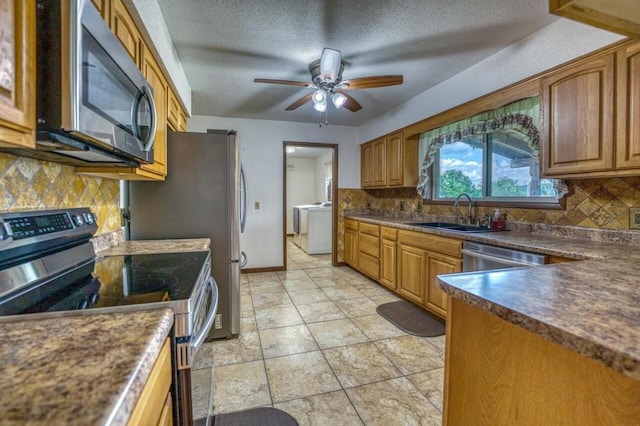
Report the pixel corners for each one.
[0,207,218,425]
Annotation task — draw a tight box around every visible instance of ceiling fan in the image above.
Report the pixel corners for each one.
[254,48,403,113]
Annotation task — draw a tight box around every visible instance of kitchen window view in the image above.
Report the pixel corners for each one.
[433,130,559,201]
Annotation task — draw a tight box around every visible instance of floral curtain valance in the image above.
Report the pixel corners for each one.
[416,96,565,199]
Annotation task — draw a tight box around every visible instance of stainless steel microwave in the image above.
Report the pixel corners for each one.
[3,0,157,167]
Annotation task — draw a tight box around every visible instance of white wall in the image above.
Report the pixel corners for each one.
[188,116,358,268]
[285,157,315,234]
[314,151,333,205]
[358,19,624,142]
[131,0,192,114]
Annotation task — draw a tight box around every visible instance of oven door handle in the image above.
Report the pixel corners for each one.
[461,249,537,268]
[191,277,219,352]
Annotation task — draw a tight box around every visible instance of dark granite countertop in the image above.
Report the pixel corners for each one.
[347,214,640,381]
[0,309,174,425]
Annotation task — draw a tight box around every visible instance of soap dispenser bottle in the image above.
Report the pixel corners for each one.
[492,209,503,229]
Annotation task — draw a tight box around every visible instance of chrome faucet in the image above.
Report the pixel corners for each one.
[454,193,474,224]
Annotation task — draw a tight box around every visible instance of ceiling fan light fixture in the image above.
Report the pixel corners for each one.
[331,92,347,109]
[313,100,327,112]
[312,89,326,104]
[320,48,342,82]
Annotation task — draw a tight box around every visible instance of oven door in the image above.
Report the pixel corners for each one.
[74,0,156,162]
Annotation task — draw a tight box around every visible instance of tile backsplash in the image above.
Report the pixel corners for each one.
[336,177,640,262]
[0,153,120,234]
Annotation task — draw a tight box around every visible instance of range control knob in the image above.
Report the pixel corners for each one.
[83,212,94,224]
[73,214,84,226]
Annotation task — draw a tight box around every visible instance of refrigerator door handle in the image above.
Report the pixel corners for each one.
[240,163,247,233]
[240,251,248,268]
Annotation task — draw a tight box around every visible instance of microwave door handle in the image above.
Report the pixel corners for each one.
[191,277,219,352]
[141,85,157,152]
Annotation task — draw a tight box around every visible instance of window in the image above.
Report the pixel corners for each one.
[434,130,558,201]
[417,97,566,204]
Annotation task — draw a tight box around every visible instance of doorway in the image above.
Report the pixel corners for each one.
[283,141,338,269]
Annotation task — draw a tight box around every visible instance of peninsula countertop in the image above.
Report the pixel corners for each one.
[347,214,640,381]
[0,309,174,425]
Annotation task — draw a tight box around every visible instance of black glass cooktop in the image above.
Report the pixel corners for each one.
[0,251,209,316]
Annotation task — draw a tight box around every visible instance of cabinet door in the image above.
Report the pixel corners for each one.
[142,43,168,176]
[386,131,404,186]
[380,238,397,290]
[397,243,426,305]
[425,252,461,318]
[540,52,615,176]
[167,88,180,131]
[616,42,640,169]
[0,0,35,149]
[91,0,110,22]
[344,228,359,268]
[111,0,142,66]
[361,142,373,187]
[372,138,387,186]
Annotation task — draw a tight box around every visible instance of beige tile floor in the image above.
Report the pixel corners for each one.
[191,238,445,425]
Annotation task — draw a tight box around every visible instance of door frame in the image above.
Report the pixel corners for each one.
[283,141,339,268]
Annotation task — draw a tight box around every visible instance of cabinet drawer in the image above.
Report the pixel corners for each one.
[380,226,397,241]
[359,233,380,258]
[345,219,359,232]
[398,230,461,257]
[359,222,380,237]
[359,252,380,280]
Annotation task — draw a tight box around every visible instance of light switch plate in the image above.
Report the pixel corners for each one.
[629,208,640,229]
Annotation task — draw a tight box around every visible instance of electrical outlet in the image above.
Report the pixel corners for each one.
[630,208,640,229]
[416,201,423,212]
[254,201,260,210]
[366,202,371,209]
[399,201,406,211]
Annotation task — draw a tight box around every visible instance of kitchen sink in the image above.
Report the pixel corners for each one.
[405,222,506,233]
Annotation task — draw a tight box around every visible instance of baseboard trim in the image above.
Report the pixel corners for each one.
[241,266,285,274]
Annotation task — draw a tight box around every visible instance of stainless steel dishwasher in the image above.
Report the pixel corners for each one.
[462,241,547,272]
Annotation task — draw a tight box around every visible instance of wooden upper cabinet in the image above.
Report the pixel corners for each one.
[0,0,35,149]
[178,109,188,132]
[372,138,387,186]
[616,42,640,170]
[91,0,110,22]
[167,89,180,131]
[361,142,373,187]
[111,0,142,66]
[141,42,168,177]
[540,51,616,176]
[361,132,418,188]
[550,0,640,39]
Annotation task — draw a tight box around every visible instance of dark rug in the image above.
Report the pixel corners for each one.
[376,301,445,337]
[211,407,299,426]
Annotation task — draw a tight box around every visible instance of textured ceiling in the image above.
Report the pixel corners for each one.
[155,0,557,126]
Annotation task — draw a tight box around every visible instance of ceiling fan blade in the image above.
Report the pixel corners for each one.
[336,90,362,112]
[254,78,314,87]
[285,93,313,111]
[340,75,403,90]
[320,48,342,82]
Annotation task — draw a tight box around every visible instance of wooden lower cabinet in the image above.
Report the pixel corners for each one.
[344,219,359,268]
[397,243,426,304]
[426,253,460,317]
[444,298,640,424]
[128,338,173,426]
[379,227,397,291]
[343,220,461,318]
[358,222,380,281]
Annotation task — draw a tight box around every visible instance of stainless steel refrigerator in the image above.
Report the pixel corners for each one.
[126,129,246,340]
